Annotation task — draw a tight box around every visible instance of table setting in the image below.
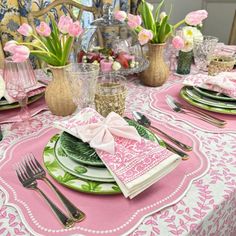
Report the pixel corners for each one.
[0,0,236,235]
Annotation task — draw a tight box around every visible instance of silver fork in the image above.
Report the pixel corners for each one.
[15,162,74,228]
[25,153,85,222]
[166,95,226,128]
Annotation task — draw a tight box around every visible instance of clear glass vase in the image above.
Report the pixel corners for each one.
[176,50,193,75]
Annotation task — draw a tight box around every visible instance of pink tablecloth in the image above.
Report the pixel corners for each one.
[0,71,236,236]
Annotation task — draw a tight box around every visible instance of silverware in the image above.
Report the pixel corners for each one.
[125,117,189,160]
[166,95,226,128]
[132,111,192,152]
[15,162,74,228]
[25,153,85,222]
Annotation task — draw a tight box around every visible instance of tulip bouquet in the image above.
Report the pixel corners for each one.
[4,15,83,66]
[172,26,203,52]
[114,0,208,45]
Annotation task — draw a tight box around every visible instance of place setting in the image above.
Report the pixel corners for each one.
[1,0,236,235]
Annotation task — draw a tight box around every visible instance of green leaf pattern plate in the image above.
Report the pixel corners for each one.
[185,87,236,109]
[55,137,115,182]
[193,87,236,101]
[180,87,236,115]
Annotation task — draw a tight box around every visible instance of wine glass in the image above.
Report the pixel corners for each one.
[3,57,42,132]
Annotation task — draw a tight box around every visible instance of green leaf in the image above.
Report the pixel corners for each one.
[158,15,168,43]
[30,51,59,66]
[74,166,87,174]
[139,0,155,32]
[154,0,165,21]
[61,36,73,66]
[44,146,54,156]
[163,23,172,41]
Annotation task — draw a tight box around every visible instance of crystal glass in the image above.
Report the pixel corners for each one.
[193,36,219,72]
[3,57,42,132]
[66,63,99,110]
[94,74,127,117]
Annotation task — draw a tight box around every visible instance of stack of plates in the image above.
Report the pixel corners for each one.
[0,93,44,111]
[43,119,163,195]
[180,86,236,115]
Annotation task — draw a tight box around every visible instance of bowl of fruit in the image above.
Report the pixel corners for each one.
[77,48,149,76]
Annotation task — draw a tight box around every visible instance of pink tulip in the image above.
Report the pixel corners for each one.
[138,29,153,45]
[114,11,127,22]
[36,22,51,37]
[58,15,73,34]
[172,36,185,50]
[12,46,30,62]
[17,23,33,36]
[127,14,142,29]
[68,21,83,37]
[4,40,18,53]
[185,10,208,26]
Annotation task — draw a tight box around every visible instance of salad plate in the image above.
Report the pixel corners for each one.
[55,136,114,182]
[185,87,236,109]
[193,86,236,101]
[180,87,236,115]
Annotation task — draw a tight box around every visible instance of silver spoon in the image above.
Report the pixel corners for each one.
[132,111,193,152]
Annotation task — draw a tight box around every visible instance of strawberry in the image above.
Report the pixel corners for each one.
[77,50,85,63]
[116,52,129,69]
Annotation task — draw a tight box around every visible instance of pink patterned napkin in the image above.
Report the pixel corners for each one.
[54,108,181,199]
[183,72,236,98]
[214,43,236,56]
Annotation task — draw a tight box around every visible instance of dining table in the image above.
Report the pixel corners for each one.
[0,68,236,236]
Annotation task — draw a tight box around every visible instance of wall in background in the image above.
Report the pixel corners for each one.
[150,0,236,44]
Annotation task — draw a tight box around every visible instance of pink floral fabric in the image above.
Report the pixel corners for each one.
[183,72,236,98]
[0,71,235,235]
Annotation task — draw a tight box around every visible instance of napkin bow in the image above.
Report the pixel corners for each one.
[77,112,141,154]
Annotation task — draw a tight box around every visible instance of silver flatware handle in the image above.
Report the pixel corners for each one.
[150,125,192,151]
[182,106,226,125]
[45,177,85,222]
[35,187,74,228]
[163,141,189,160]
[186,111,225,128]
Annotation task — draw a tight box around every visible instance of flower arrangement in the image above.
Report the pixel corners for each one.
[114,0,208,45]
[172,26,203,52]
[4,15,83,66]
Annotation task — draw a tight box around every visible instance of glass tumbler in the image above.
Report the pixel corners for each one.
[66,63,100,110]
[94,74,127,117]
[193,36,219,72]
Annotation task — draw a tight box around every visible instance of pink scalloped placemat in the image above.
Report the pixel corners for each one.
[0,126,209,236]
[149,82,236,132]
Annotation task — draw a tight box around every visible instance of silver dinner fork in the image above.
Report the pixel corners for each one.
[15,162,74,228]
[24,153,85,222]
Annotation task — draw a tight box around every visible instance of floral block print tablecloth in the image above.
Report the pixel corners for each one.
[0,71,236,236]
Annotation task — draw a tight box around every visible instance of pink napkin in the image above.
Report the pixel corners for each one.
[214,43,236,56]
[54,108,181,199]
[183,72,236,98]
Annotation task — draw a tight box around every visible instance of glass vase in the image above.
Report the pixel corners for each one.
[176,50,193,75]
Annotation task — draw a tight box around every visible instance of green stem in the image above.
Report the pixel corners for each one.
[173,19,185,30]
[32,34,49,51]
[31,50,61,62]
[17,42,45,51]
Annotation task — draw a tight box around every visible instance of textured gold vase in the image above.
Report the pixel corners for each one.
[141,43,169,87]
[45,64,76,116]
